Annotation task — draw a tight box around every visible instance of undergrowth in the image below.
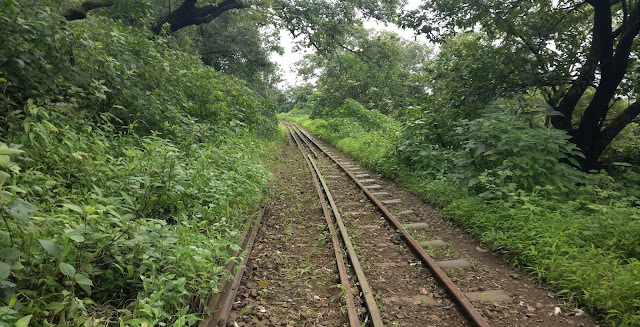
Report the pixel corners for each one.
[1,2,282,325]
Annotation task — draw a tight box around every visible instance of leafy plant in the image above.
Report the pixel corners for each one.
[454,101,585,194]
[0,1,281,325]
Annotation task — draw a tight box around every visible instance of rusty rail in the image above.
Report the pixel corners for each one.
[288,123,383,326]
[308,155,385,327]
[289,122,491,327]
[289,123,318,158]
[303,151,361,327]
[200,207,266,327]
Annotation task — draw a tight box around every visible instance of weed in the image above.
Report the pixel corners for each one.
[239,305,252,315]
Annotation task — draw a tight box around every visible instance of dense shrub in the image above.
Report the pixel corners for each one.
[454,109,585,194]
[0,1,280,325]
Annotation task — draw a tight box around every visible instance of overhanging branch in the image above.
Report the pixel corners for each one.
[64,0,114,21]
[151,0,248,34]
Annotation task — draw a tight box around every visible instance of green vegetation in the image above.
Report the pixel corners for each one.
[0,1,282,325]
[297,30,431,115]
[3,0,640,325]
[403,0,640,170]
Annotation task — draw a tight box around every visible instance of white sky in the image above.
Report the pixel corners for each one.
[271,0,425,88]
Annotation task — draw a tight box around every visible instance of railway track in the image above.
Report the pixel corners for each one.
[207,121,597,327]
[283,121,493,326]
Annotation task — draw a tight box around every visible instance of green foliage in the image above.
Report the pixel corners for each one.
[184,11,283,98]
[419,33,540,136]
[280,98,398,169]
[390,109,453,179]
[0,1,280,325]
[454,102,585,194]
[298,30,430,115]
[277,0,403,55]
[403,0,640,167]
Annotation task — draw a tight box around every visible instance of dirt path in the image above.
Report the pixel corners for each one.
[228,126,602,327]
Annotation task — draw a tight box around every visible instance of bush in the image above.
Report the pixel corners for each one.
[0,2,280,325]
[454,108,585,194]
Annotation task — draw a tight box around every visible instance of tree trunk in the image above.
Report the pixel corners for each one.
[548,1,640,170]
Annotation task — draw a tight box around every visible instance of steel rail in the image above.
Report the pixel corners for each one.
[200,207,266,327]
[289,125,382,326]
[288,122,360,326]
[308,155,385,327]
[289,123,319,158]
[290,122,491,327]
[303,152,361,327]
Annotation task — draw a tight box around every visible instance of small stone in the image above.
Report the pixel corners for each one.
[420,240,448,248]
[404,222,430,229]
[345,211,367,216]
[397,209,415,215]
[464,290,512,302]
[476,246,489,253]
[436,259,472,269]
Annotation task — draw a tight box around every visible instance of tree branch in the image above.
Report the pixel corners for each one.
[552,1,614,131]
[577,0,640,133]
[152,0,248,34]
[600,101,640,146]
[64,0,114,21]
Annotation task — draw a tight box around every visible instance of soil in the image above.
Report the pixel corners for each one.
[228,126,603,327]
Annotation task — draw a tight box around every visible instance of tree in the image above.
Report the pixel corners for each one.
[420,33,542,139]
[64,0,405,53]
[188,12,283,98]
[404,0,640,169]
[298,29,431,115]
[278,83,315,113]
